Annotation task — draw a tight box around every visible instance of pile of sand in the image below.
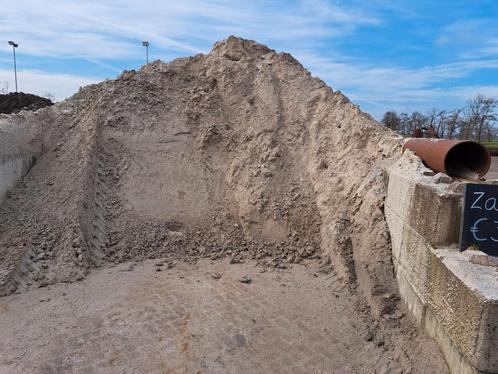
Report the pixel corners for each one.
[0,37,403,313]
[0,36,452,373]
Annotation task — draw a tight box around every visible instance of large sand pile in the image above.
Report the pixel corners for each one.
[0,37,453,372]
[0,37,402,314]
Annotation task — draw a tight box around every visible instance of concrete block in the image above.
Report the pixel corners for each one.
[386,154,462,247]
[385,167,415,222]
[385,206,403,263]
[396,223,434,303]
[429,253,484,370]
[476,302,498,373]
[408,182,462,246]
[429,249,498,373]
[395,265,426,324]
[393,242,498,373]
[424,306,482,374]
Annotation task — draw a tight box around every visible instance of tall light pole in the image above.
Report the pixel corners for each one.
[142,41,149,65]
[8,41,18,93]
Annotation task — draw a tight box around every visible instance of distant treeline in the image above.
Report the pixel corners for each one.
[381,94,497,142]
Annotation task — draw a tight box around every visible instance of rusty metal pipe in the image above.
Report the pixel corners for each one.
[402,139,491,179]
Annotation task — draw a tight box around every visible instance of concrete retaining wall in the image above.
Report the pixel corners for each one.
[0,114,42,205]
[0,154,37,204]
[386,153,498,374]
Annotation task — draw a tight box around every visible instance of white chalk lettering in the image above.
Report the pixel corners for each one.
[471,191,484,210]
[485,197,498,212]
[491,221,498,242]
[471,218,488,241]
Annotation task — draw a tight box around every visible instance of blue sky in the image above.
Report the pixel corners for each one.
[1,0,498,119]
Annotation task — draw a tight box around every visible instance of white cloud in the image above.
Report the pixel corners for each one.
[0,0,378,60]
[0,0,383,102]
[436,35,449,46]
[0,0,381,102]
[1,0,497,119]
[299,52,498,93]
[0,69,100,101]
[297,51,498,117]
[437,18,498,59]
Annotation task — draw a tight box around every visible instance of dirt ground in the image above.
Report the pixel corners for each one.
[0,259,447,374]
[486,156,498,179]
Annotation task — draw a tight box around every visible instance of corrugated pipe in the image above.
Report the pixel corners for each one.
[402,139,491,179]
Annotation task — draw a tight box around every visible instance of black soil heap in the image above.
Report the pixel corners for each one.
[0,92,53,114]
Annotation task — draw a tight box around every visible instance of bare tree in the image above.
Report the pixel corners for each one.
[436,110,447,138]
[407,111,427,135]
[459,112,473,140]
[380,94,497,141]
[427,108,438,127]
[466,95,497,142]
[381,111,401,132]
[427,108,447,137]
[485,123,494,142]
[446,109,461,139]
[399,112,409,135]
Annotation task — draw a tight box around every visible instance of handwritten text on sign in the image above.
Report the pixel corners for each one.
[460,183,498,256]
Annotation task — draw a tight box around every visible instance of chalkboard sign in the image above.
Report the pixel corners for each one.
[460,183,498,256]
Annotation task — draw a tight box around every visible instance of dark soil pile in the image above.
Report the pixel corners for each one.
[0,92,53,114]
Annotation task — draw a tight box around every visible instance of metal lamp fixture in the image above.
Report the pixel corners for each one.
[142,41,149,64]
[8,40,18,92]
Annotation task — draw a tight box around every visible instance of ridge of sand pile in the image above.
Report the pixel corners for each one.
[0,37,402,314]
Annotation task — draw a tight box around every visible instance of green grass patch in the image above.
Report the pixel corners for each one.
[481,141,498,155]
[480,141,498,147]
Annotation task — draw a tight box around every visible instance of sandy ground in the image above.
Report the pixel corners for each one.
[0,260,447,374]
[486,157,498,180]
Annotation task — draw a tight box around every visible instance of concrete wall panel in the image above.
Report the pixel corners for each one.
[0,154,36,204]
[0,115,42,205]
[386,154,498,374]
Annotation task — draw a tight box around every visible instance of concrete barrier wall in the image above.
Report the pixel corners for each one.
[386,153,498,374]
[0,114,42,205]
[0,154,37,204]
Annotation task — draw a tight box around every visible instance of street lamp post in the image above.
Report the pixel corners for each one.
[142,41,149,65]
[8,41,18,93]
